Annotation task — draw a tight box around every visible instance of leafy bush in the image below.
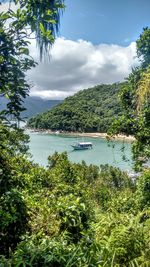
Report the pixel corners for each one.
[56,194,93,242]
[99,164,134,190]
[0,149,150,265]
[136,170,150,209]
[107,224,145,265]
[0,189,28,255]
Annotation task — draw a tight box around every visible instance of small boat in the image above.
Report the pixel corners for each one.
[55,130,60,135]
[71,142,93,150]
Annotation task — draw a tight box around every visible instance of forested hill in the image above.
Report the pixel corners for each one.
[28,83,124,132]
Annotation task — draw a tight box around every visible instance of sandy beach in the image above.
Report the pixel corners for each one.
[28,128,135,142]
[64,132,135,141]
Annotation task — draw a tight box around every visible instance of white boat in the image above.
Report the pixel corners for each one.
[71,142,93,150]
[55,130,60,135]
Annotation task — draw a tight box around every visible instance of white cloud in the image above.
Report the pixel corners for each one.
[29,87,74,100]
[28,38,138,99]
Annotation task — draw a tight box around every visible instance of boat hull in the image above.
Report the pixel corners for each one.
[71,145,92,150]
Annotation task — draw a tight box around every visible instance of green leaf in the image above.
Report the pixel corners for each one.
[19,48,29,55]
[0,12,10,21]
[39,23,45,34]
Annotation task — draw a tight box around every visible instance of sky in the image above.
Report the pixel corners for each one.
[61,0,150,46]
[2,0,150,99]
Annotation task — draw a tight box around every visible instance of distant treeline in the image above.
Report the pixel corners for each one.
[28,83,123,132]
[0,97,61,119]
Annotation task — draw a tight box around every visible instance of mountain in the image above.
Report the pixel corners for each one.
[0,97,62,118]
[28,83,124,132]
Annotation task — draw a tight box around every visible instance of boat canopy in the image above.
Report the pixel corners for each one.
[71,141,93,150]
[78,142,92,146]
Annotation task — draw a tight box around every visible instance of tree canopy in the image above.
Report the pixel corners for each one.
[0,0,65,122]
[110,27,150,170]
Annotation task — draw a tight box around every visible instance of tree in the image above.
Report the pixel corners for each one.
[0,0,65,256]
[136,66,150,112]
[110,28,150,170]
[0,16,36,122]
[136,27,150,68]
[0,0,65,122]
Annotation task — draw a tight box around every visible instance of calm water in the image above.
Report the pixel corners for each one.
[28,132,133,170]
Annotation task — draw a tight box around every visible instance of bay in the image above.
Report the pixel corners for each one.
[28,132,133,171]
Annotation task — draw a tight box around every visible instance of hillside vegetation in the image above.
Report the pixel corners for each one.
[1,143,150,266]
[28,83,123,132]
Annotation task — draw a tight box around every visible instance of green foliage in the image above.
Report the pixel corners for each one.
[0,122,32,255]
[110,189,138,214]
[94,183,111,210]
[0,149,150,265]
[0,0,64,122]
[11,235,100,267]
[92,165,135,212]
[0,123,30,195]
[0,2,65,256]
[48,152,79,184]
[28,83,123,132]
[137,170,150,209]
[136,27,150,68]
[107,224,145,265]
[0,189,28,256]
[0,16,36,121]
[99,164,134,190]
[110,28,150,170]
[1,0,65,58]
[57,194,92,242]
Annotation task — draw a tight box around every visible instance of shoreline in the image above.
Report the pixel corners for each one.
[27,128,135,142]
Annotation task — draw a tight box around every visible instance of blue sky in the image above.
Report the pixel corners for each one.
[60,0,150,46]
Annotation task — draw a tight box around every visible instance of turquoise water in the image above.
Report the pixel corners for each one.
[28,132,133,170]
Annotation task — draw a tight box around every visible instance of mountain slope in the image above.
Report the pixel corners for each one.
[28,83,124,132]
[0,97,61,118]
